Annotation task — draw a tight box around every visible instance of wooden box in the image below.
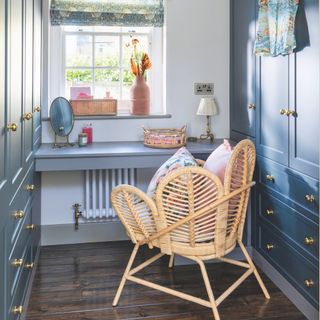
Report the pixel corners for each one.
[70,99,117,116]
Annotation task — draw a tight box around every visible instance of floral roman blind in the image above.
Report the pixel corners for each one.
[50,0,164,27]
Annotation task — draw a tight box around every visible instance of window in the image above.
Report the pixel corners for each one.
[62,26,163,114]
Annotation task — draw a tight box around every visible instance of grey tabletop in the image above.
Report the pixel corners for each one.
[35,140,227,159]
[34,139,231,171]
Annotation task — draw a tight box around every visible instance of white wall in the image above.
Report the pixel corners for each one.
[41,0,230,229]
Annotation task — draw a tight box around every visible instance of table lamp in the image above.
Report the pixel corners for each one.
[196,97,218,143]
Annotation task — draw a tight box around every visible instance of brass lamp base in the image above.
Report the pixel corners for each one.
[187,115,215,144]
[199,132,214,143]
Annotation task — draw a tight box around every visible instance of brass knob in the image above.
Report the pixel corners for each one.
[304,237,314,246]
[25,262,34,269]
[26,184,35,192]
[7,123,18,132]
[266,244,274,251]
[248,103,256,110]
[305,195,315,203]
[12,258,23,267]
[304,279,314,288]
[23,112,33,121]
[287,110,297,117]
[34,106,41,113]
[12,306,23,315]
[13,210,25,219]
[280,108,289,116]
[266,175,275,182]
[26,224,35,231]
[266,209,274,216]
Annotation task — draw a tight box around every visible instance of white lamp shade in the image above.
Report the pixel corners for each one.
[196,97,218,116]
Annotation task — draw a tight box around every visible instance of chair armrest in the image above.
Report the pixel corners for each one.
[111,185,159,245]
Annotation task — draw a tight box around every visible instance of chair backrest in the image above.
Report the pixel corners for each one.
[223,139,256,242]
[155,167,227,256]
[111,185,158,244]
[155,139,256,256]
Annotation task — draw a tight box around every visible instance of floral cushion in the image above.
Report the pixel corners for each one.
[147,147,198,198]
[203,139,233,184]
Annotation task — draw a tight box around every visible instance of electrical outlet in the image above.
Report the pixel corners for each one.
[194,83,214,95]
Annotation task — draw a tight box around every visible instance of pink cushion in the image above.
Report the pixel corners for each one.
[203,139,233,184]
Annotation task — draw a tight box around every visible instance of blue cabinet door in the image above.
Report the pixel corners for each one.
[8,0,24,188]
[32,0,42,150]
[23,0,34,165]
[256,55,290,165]
[230,0,257,137]
[289,0,319,179]
[0,0,10,229]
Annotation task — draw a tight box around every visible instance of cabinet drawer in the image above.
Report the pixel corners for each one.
[258,156,319,217]
[7,242,33,320]
[8,208,32,299]
[258,224,319,308]
[8,166,35,248]
[258,191,319,261]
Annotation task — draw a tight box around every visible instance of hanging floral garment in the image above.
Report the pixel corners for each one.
[254,0,300,56]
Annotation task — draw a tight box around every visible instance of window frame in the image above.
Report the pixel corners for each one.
[62,27,154,114]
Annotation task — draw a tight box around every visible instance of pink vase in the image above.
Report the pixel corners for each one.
[130,75,150,115]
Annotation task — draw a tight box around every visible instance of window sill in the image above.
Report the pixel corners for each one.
[42,114,172,121]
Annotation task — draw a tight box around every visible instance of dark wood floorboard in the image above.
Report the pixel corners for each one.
[26,241,307,320]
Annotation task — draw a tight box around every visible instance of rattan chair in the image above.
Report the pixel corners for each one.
[111,139,270,320]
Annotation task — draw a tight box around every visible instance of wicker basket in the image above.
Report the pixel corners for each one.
[143,126,187,149]
[70,99,117,116]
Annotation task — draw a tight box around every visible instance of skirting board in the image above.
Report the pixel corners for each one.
[42,222,252,265]
[41,221,129,246]
[252,249,318,320]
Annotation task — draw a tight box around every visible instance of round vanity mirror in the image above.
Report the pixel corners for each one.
[50,97,74,137]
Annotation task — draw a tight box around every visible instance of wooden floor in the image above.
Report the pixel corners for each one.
[26,241,307,320]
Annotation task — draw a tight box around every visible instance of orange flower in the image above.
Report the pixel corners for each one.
[128,37,152,77]
[130,57,139,76]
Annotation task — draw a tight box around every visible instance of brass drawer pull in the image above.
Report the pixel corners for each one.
[266,244,274,251]
[26,224,35,231]
[7,123,18,132]
[34,106,41,113]
[26,184,35,192]
[304,237,314,246]
[25,262,34,269]
[304,279,314,288]
[305,195,315,203]
[23,112,33,121]
[13,210,25,219]
[12,258,23,267]
[12,306,23,315]
[248,103,256,110]
[266,209,274,216]
[266,175,275,182]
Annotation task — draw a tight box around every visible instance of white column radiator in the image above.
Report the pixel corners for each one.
[82,169,136,220]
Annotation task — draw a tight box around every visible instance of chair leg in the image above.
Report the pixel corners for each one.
[238,240,270,299]
[168,254,174,268]
[196,258,220,320]
[113,243,140,307]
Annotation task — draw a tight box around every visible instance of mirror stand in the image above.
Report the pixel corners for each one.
[53,133,75,149]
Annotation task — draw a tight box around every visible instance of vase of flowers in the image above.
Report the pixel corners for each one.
[129,38,152,115]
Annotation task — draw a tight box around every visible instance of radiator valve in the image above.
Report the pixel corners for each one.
[72,203,82,230]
